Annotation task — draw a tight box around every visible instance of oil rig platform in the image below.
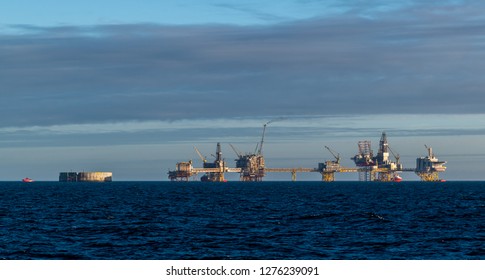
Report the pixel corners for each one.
[168,142,241,182]
[168,126,447,182]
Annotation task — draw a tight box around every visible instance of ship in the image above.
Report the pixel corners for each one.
[22,177,34,183]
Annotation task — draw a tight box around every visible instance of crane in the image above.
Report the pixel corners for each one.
[254,119,283,155]
[388,145,400,164]
[324,146,340,164]
[257,123,267,155]
[229,143,242,157]
[193,146,207,163]
[254,123,269,155]
[424,144,434,158]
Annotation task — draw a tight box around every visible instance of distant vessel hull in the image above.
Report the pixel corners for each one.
[393,175,402,182]
[22,178,34,183]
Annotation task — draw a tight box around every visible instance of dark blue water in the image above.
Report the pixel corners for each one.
[0,181,483,260]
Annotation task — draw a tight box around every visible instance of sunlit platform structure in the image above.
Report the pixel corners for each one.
[168,127,446,182]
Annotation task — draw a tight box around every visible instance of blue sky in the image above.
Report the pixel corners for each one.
[0,0,409,27]
[1,0,485,180]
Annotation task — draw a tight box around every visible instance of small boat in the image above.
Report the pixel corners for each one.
[393,175,402,182]
[22,177,34,183]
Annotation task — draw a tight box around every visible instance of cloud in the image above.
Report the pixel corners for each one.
[1,114,485,149]
[1,2,485,129]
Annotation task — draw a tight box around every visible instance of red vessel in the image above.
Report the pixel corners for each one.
[22,177,34,183]
[393,175,402,182]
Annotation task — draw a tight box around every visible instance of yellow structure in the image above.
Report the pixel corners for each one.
[77,172,112,182]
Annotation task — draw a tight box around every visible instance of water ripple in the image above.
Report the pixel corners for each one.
[0,181,483,259]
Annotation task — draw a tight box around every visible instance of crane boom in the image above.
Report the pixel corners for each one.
[387,145,400,163]
[194,146,207,163]
[229,143,242,157]
[257,123,267,155]
[325,146,340,163]
[425,144,434,157]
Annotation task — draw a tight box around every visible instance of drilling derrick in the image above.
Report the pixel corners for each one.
[374,132,403,182]
[415,145,447,181]
[375,132,390,164]
[351,133,403,181]
[199,142,226,182]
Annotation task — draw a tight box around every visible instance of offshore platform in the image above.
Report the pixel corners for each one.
[168,125,447,182]
[231,123,268,181]
[351,132,404,182]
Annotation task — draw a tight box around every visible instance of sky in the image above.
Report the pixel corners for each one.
[1,0,485,181]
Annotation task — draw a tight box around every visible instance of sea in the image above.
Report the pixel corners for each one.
[0,181,483,260]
